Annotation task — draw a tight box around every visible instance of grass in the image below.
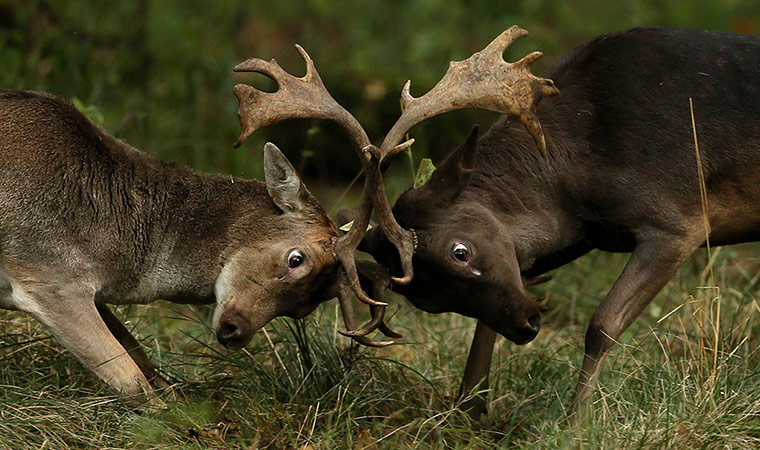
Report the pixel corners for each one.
[1,244,760,449]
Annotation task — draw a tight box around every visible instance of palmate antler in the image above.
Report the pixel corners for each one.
[232,46,403,345]
[232,25,557,346]
[379,25,558,160]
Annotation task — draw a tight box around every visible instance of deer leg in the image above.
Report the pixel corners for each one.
[573,231,702,409]
[16,286,152,400]
[96,304,169,390]
[458,320,498,418]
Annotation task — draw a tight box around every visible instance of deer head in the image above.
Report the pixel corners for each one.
[212,142,343,349]
[341,26,557,344]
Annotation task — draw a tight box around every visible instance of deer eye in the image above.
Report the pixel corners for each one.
[451,243,470,262]
[287,249,304,268]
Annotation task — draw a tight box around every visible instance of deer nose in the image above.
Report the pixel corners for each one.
[216,313,254,350]
[528,313,541,333]
[514,314,541,345]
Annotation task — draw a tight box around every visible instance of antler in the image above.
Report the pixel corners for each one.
[335,262,401,347]
[232,45,370,151]
[379,25,559,159]
[232,46,413,330]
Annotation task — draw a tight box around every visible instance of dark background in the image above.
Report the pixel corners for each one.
[2,0,759,203]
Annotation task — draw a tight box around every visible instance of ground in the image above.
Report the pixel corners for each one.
[1,244,759,449]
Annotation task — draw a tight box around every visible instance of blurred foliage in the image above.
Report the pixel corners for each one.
[1,0,759,192]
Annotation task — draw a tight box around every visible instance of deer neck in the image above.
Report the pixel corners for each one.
[94,139,279,305]
[468,121,585,272]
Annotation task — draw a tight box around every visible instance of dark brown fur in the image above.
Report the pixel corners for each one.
[356,28,760,414]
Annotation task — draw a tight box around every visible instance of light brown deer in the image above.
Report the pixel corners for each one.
[0,88,396,400]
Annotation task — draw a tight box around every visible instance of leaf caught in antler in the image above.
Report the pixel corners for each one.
[413,158,437,189]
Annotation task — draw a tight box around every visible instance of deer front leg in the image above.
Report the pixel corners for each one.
[17,286,152,400]
[573,231,702,409]
[96,304,169,390]
[458,320,498,418]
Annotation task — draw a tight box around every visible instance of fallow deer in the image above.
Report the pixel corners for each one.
[0,87,396,399]
[341,27,760,415]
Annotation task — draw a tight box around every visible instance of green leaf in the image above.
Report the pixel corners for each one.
[413,158,436,189]
[339,220,372,232]
[71,97,104,126]
[649,303,662,318]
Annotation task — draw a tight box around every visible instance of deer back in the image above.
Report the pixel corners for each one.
[0,89,340,350]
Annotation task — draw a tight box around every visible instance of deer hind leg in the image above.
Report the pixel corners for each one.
[458,320,498,419]
[96,304,170,390]
[573,229,703,410]
[13,282,152,400]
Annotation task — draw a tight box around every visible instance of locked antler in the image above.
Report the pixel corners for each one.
[335,260,402,347]
[232,26,557,346]
[233,46,404,344]
[342,26,559,311]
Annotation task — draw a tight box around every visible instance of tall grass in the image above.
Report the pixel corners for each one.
[2,106,759,448]
[1,244,760,448]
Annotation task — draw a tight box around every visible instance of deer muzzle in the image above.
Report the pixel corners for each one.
[216,310,255,350]
[512,312,541,345]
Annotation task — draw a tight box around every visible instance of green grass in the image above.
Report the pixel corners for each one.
[1,245,760,449]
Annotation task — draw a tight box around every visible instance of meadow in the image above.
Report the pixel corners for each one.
[2,241,760,449]
[3,1,760,448]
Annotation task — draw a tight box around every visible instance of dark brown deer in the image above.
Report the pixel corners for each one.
[0,88,397,400]
[343,26,760,415]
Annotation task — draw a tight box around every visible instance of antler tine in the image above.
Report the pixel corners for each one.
[334,177,390,307]
[232,44,371,151]
[482,24,529,58]
[335,270,395,347]
[339,305,402,339]
[233,44,384,305]
[338,261,403,339]
[380,24,559,159]
[379,321,403,339]
[361,260,402,338]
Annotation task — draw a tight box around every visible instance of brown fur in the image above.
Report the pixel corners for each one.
[353,28,760,415]
[0,90,339,399]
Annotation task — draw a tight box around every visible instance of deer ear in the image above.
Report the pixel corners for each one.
[263,142,320,215]
[426,126,479,199]
[442,125,479,173]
